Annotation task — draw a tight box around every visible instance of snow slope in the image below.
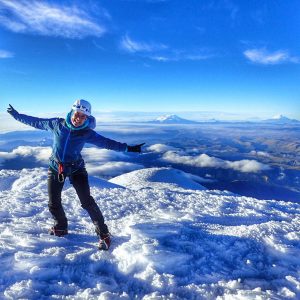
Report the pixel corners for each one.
[0,167,300,299]
[109,167,206,191]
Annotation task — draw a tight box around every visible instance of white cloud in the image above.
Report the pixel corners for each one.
[0,146,51,165]
[149,48,214,62]
[0,145,143,177]
[150,56,170,62]
[0,0,105,39]
[0,49,14,58]
[86,161,144,177]
[244,48,299,65]
[161,151,270,173]
[150,53,212,62]
[0,146,128,167]
[82,147,145,176]
[227,159,269,173]
[120,34,167,53]
[120,34,214,62]
[250,150,271,158]
[147,144,178,153]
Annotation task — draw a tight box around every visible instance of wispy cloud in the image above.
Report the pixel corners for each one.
[0,49,14,58]
[244,48,299,65]
[120,34,213,62]
[0,0,106,39]
[150,51,214,62]
[120,34,167,53]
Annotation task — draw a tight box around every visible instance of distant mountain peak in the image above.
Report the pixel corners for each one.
[151,114,198,124]
[156,114,179,121]
[272,114,290,120]
[265,114,299,123]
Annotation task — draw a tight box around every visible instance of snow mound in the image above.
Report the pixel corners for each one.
[88,175,124,189]
[109,167,206,191]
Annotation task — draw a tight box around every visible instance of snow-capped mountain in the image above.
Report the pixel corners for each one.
[149,114,198,124]
[0,166,299,299]
[263,114,300,124]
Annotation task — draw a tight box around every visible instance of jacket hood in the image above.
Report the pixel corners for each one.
[87,115,96,129]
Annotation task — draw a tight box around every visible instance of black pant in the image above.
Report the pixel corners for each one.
[47,167,108,235]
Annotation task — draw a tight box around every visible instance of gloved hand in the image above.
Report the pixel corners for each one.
[127,143,145,153]
[7,104,18,116]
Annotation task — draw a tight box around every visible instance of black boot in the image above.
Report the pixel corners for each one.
[99,233,111,250]
[49,226,68,237]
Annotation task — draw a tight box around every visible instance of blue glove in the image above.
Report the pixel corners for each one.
[7,104,18,116]
[127,143,145,153]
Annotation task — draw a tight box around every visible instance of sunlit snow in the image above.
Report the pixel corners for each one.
[0,167,299,299]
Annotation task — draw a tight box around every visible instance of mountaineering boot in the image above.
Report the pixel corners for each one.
[99,233,111,250]
[49,227,68,237]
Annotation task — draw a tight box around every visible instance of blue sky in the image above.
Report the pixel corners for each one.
[0,0,299,119]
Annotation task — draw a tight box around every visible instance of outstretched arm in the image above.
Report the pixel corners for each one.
[7,104,59,131]
[86,130,128,151]
[87,131,145,153]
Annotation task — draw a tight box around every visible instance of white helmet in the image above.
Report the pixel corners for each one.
[71,99,91,116]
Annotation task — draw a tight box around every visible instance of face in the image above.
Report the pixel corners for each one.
[71,111,87,127]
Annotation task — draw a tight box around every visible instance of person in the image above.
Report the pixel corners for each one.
[7,99,144,250]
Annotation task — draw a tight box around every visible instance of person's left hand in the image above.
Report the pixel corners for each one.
[7,104,18,116]
[127,143,145,153]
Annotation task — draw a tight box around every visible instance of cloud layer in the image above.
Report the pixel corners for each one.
[0,145,144,177]
[0,0,105,38]
[86,161,144,177]
[0,146,51,165]
[147,143,178,153]
[161,150,270,173]
[82,148,144,177]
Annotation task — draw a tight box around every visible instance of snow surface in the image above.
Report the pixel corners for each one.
[109,167,206,191]
[0,167,300,299]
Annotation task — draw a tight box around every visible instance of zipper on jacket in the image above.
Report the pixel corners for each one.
[61,128,71,163]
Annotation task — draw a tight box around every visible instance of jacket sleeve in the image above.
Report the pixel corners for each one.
[9,111,60,131]
[86,130,128,152]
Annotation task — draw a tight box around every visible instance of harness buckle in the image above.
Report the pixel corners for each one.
[58,163,65,183]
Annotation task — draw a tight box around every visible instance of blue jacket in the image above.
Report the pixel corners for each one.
[10,111,128,172]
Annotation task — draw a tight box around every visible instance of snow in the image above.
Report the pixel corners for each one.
[0,167,300,299]
[272,114,289,120]
[265,115,299,124]
[153,114,197,124]
[156,114,182,122]
[109,167,206,191]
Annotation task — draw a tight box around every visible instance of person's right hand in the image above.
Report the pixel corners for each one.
[7,104,18,116]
